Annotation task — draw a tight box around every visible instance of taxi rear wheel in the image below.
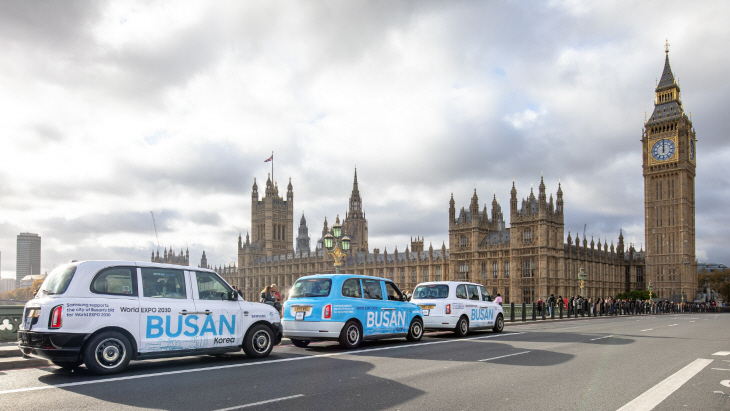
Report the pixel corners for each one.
[406,318,424,342]
[492,314,504,333]
[243,324,274,358]
[339,320,362,349]
[454,316,469,337]
[82,331,131,375]
[290,339,310,348]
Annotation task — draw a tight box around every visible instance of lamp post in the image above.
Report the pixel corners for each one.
[578,267,587,297]
[648,281,653,302]
[324,216,350,274]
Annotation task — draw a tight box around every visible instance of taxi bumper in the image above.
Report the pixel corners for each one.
[422,315,458,330]
[282,319,344,340]
[17,330,87,362]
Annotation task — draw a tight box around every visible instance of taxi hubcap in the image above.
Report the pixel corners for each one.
[253,331,271,352]
[95,338,125,368]
[347,326,359,343]
[460,320,467,333]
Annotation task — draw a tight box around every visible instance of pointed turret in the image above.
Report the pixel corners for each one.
[449,192,456,222]
[287,178,293,201]
[556,181,564,214]
[510,181,517,215]
[252,178,259,201]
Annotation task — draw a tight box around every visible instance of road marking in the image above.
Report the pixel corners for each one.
[722,380,730,388]
[590,335,613,341]
[0,332,526,395]
[478,351,530,362]
[641,329,653,331]
[668,324,677,327]
[617,358,713,411]
[713,351,730,356]
[212,394,304,411]
[712,368,730,371]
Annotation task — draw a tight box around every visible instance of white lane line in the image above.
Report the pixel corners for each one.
[668,324,678,327]
[617,358,713,411]
[590,335,613,341]
[213,394,304,411]
[0,332,526,395]
[711,368,730,371]
[641,329,653,332]
[713,351,730,356]
[478,351,530,362]
[722,380,730,388]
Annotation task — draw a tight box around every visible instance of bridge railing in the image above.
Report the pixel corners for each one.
[0,306,23,342]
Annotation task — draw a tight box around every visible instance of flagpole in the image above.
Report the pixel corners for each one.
[271,151,274,182]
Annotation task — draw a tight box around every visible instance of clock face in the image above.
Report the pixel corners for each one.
[651,139,676,161]
[690,139,695,161]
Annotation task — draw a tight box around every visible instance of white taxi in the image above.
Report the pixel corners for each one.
[411,281,504,336]
[18,261,282,374]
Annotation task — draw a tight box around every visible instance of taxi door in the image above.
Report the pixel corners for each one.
[385,281,411,335]
[477,285,496,327]
[138,267,199,353]
[190,270,246,349]
[360,278,392,336]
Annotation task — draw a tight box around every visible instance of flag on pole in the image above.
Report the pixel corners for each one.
[264,154,273,162]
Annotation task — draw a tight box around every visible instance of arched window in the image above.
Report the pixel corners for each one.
[524,228,532,242]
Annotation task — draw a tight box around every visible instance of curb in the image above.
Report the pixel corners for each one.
[0,356,51,371]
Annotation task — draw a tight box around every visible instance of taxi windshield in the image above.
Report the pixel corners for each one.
[39,264,77,295]
[290,278,332,298]
[412,284,449,299]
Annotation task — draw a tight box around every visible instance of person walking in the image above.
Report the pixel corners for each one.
[494,293,503,306]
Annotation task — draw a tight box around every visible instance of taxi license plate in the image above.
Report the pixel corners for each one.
[293,306,310,312]
[295,312,305,321]
[420,305,435,310]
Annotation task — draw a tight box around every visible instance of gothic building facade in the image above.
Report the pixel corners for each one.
[642,45,697,299]
[217,48,696,303]
[151,247,189,266]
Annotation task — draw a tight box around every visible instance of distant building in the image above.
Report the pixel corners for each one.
[1,277,16,293]
[151,247,190,266]
[19,274,46,289]
[16,233,41,289]
[697,263,727,273]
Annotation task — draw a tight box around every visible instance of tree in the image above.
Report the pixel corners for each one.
[698,268,730,301]
[0,279,45,302]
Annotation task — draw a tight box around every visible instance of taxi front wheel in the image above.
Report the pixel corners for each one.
[243,324,274,358]
[492,314,504,333]
[406,318,424,342]
[339,320,362,349]
[83,331,132,375]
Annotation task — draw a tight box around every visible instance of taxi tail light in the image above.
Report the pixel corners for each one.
[445,304,451,315]
[49,305,63,329]
[323,304,332,319]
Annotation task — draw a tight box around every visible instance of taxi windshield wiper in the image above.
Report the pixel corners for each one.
[41,290,57,295]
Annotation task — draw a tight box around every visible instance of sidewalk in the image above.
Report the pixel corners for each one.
[0,340,50,371]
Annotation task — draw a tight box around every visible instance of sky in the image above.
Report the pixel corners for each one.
[1,1,729,279]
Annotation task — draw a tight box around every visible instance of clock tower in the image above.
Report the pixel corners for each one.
[642,42,697,299]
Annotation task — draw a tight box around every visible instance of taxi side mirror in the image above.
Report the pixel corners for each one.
[400,294,408,302]
[227,291,239,301]
[487,295,493,302]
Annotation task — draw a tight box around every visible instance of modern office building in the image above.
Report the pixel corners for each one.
[16,233,41,290]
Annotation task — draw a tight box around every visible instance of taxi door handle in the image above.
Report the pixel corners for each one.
[180,310,212,315]
[381,308,395,311]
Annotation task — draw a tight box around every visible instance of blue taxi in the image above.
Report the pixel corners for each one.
[282,274,424,349]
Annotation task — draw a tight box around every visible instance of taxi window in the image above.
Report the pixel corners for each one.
[455,284,468,299]
[39,264,76,295]
[413,284,448,299]
[479,285,491,302]
[141,268,187,299]
[290,278,331,298]
[341,278,362,298]
[362,279,383,300]
[385,282,403,301]
[195,271,232,300]
[90,267,137,296]
[467,285,480,300]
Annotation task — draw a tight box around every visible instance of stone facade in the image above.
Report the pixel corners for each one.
[218,49,701,303]
[642,46,697,299]
[151,247,189,266]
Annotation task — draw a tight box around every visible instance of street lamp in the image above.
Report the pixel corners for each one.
[647,281,653,300]
[324,216,350,274]
[578,267,587,297]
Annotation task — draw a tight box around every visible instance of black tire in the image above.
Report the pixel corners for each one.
[492,314,504,333]
[406,318,424,342]
[82,331,132,375]
[454,316,469,337]
[243,324,274,358]
[51,359,82,371]
[290,339,311,348]
[339,320,362,349]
